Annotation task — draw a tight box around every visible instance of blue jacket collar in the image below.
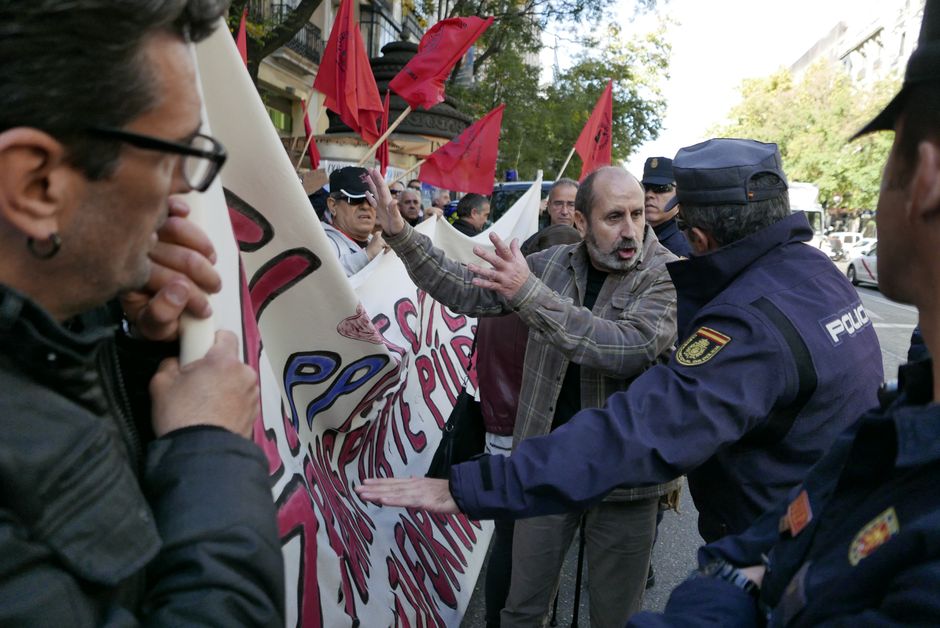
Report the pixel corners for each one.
[653,217,680,240]
[666,212,813,334]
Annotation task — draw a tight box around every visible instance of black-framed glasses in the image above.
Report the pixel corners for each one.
[644,183,674,194]
[87,126,227,192]
[390,188,402,196]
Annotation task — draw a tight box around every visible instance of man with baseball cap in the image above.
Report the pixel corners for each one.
[642,156,691,257]
[323,166,386,276]
[358,139,883,561]
[627,2,940,623]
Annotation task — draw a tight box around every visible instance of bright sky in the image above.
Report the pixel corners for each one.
[544,0,889,175]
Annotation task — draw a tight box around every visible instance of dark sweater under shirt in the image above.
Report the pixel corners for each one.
[550,263,608,430]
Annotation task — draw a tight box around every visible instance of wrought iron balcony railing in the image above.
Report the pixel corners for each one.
[246,1,324,65]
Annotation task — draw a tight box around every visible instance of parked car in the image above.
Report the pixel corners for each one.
[827,231,866,260]
[846,243,878,287]
[789,182,829,250]
[489,180,553,224]
[843,237,877,260]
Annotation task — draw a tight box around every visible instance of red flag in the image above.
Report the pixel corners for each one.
[301,99,321,170]
[312,0,383,144]
[389,16,493,110]
[419,104,504,195]
[236,7,248,66]
[377,90,391,176]
[574,79,613,180]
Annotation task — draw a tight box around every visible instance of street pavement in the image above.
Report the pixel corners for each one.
[461,262,917,627]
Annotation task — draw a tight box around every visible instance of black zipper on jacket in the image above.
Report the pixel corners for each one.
[99,340,143,476]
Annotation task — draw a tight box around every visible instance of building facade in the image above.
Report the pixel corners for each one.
[242,0,472,179]
[791,0,925,86]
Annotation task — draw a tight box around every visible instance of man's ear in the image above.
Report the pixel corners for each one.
[0,128,73,238]
[574,210,587,236]
[911,140,940,222]
[687,226,720,254]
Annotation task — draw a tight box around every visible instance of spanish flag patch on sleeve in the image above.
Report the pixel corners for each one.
[675,326,731,366]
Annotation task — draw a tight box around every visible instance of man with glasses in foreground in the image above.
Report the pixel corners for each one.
[642,156,691,257]
[0,1,283,624]
[323,166,386,276]
[358,140,884,570]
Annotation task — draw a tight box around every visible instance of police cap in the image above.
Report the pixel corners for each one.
[854,0,940,137]
[642,157,674,186]
[673,138,788,206]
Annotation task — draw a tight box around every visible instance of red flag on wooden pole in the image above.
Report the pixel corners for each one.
[389,16,493,110]
[377,90,391,176]
[301,99,321,170]
[574,79,613,180]
[418,104,504,195]
[313,0,383,144]
[236,7,248,66]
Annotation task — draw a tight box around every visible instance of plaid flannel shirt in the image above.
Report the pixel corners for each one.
[386,222,680,501]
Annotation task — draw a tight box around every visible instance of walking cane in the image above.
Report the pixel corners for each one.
[570,514,587,628]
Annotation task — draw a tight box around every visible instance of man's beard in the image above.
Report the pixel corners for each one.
[585,231,642,272]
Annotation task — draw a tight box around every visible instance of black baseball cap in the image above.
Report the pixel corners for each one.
[329,166,370,199]
[854,0,940,138]
[673,139,788,206]
[642,157,674,186]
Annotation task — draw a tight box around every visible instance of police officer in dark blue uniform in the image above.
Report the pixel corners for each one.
[626,3,940,624]
[358,139,885,547]
[642,156,692,257]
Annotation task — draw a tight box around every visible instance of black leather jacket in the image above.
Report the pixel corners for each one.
[0,285,284,625]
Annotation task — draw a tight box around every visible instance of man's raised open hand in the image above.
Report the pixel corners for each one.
[364,168,405,236]
[467,232,530,301]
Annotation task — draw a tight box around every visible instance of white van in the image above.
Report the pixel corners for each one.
[789,182,828,250]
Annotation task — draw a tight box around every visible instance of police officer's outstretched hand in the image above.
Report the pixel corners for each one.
[468,232,530,300]
[356,477,459,514]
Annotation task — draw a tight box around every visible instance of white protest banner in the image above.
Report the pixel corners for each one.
[193,23,540,627]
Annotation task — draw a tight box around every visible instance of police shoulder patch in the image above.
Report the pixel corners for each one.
[675,327,731,366]
[848,507,899,566]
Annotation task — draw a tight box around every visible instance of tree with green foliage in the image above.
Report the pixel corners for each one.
[226,0,655,86]
[450,23,670,179]
[713,61,898,211]
[417,0,655,78]
[225,0,668,176]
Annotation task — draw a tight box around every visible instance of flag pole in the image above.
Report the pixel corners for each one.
[556,146,576,180]
[392,159,426,185]
[357,105,412,166]
[295,105,326,172]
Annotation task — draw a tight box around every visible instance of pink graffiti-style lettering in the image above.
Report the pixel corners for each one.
[277,477,324,627]
[305,438,374,622]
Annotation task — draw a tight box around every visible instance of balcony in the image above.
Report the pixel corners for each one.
[247,1,325,66]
